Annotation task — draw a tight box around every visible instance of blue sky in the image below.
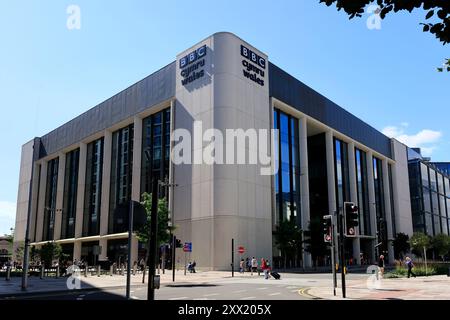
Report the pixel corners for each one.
[0,1,448,235]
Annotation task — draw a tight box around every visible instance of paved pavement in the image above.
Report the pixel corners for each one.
[2,270,450,300]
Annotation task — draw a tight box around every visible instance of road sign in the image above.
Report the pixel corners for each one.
[324,234,332,242]
[348,227,355,236]
[238,246,245,254]
[183,242,192,253]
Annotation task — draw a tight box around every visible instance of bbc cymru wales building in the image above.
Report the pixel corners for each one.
[15,33,418,270]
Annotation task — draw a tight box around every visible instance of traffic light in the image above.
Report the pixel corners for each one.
[323,215,332,243]
[344,202,359,237]
[175,239,183,248]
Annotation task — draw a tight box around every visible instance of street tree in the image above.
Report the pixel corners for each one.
[320,0,450,71]
[38,242,62,268]
[273,220,303,268]
[393,233,410,259]
[136,192,175,282]
[431,234,450,261]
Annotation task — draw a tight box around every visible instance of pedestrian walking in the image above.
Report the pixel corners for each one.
[251,257,258,275]
[261,258,269,279]
[378,255,385,278]
[239,259,245,274]
[405,257,416,278]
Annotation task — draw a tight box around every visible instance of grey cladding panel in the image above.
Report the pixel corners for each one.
[269,63,391,158]
[39,62,176,158]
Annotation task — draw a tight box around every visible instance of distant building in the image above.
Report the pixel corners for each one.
[0,236,11,265]
[408,149,450,236]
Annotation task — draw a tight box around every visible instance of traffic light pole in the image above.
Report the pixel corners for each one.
[147,178,159,301]
[331,212,337,296]
[338,208,346,298]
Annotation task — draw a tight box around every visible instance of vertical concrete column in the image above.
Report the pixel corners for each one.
[35,161,48,242]
[299,117,312,268]
[100,130,112,236]
[73,241,81,261]
[53,153,66,240]
[98,238,108,262]
[29,163,41,242]
[382,160,395,264]
[366,151,377,263]
[132,116,143,202]
[348,142,361,265]
[75,143,87,238]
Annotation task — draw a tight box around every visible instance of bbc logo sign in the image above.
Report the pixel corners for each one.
[241,45,266,70]
[179,45,207,69]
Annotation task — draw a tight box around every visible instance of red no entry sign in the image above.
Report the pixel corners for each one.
[238,246,245,254]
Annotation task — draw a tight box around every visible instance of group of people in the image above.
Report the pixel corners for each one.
[239,257,272,279]
[187,261,196,273]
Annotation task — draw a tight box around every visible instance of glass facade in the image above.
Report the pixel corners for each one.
[109,124,134,234]
[409,160,450,236]
[373,157,387,253]
[43,158,59,241]
[334,138,350,212]
[273,108,301,225]
[61,149,80,239]
[355,148,370,235]
[141,108,171,195]
[83,138,104,237]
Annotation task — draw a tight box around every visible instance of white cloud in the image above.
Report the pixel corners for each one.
[382,124,442,157]
[0,201,16,235]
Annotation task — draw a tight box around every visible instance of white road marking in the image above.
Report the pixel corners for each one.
[257,287,268,290]
[204,293,219,297]
[291,289,299,292]
[232,290,247,293]
[131,296,140,300]
[240,296,256,300]
[169,297,189,300]
[269,292,281,296]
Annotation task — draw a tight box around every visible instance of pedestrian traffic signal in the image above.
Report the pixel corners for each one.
[344,202,359,237]
[323,215,332,244]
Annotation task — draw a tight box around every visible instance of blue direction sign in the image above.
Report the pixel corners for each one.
[183,242,192,253]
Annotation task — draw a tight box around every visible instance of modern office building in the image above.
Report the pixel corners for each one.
[408,149,450,236]
[14,32,414,270]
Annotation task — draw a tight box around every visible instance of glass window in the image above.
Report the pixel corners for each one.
[334,138,350,213]
[43,158,59,241]
[445,178,450,198]
[430,168,437,192]
[425,213,433,236]
[61,149,80,239]
[273,108,301,225]
[423,188,431,213]
[441,216,448,235]
[431,192,439,215]
[109,124,134,234]
[438,173,444,195]
[433,214,442,235]
[421,163,429,188]
[83,138,103,237]
[355,148,370,235]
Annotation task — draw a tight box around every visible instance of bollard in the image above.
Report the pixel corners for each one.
[56,266,60,278]
[84,265,88,277]
[110,265,113,276]
[6,266,11,281]
[40,266,44,279]
[97,265,101,277]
